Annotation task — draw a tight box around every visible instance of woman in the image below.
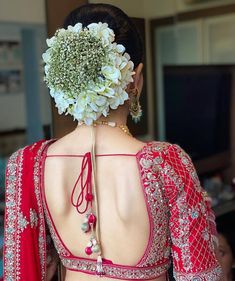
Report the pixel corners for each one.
[217,212,235,281]
[3,3,223,281]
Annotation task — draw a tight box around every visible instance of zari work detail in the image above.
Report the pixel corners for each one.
[33,141,51,280]
[4,140,223,281]
[4,149,23,280]
[62,257,169,279]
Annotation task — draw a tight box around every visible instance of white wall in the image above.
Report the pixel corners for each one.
[1,0,233,135]
[144,0,175,19]
[0,1,48,132]
[77,0,235,138]
[176,0,235,14]
[0,0,46,23]
[90,0,235,19]
[144,0,235,19]
[0,94,26,130]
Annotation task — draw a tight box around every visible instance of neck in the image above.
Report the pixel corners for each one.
[74,106,130,136]
[97,106,128,125]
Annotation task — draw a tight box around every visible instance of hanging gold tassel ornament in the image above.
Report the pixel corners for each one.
[129,88,142,123]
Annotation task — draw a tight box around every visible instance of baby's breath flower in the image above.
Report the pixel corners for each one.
[42,22,134,125]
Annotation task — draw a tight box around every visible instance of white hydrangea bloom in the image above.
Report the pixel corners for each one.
[53,91,73,114]
[68,23,82,33]
[46,37,56,47]
[88,22,115,45]
[42,22,135,125]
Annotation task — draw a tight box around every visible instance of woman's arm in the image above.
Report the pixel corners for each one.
[163,144,223,280]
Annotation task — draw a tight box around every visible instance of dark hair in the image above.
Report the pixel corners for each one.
[217,226,235,258]
[216,211,235,258]
[63,3,143,68]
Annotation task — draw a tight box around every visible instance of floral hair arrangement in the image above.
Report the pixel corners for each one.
[42,22,135,125]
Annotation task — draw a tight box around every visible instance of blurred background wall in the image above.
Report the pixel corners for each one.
[1,0,235,279]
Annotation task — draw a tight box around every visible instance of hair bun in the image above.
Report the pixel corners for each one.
[42,22,135,125]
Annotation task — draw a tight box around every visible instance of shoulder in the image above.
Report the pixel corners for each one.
[138,141,173,168]
[143,141,195,175]
[144,141,188,158]
[25,139,52,155]
[147,142,201,195]
[7,139,52,164]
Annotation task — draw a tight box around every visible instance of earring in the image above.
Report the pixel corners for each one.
[129,88,142,123]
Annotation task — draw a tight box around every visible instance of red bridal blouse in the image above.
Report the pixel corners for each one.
[3,140,223,280]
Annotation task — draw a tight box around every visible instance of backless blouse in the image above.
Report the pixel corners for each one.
[42,141,223,280]
[3,140,223,281]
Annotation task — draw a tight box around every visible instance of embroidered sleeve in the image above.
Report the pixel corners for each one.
[163,144,223,281]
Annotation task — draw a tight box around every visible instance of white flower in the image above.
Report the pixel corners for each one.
[102,66,121,84]
[46,37,56,47]
[89,102,99,112]
[102,108,109,117]
[43,22,135,125]
[124,53,130,60]
[49,88,56,98]
[54,92,73,114]
[109,96,121,109]
[92,85,106,93]
[116,44,125,53]
[84,118,93,126]
[68,23,82,33]
[101,87,115,98]
[121,61,135,83]
[72,110,82,121]
[75,92,89,112]
[42,50,51,63]
[88,22,114,45]
[44,65,50,75]
[95,95,107,106]
[57,28,66,36]
[119,89,129,104]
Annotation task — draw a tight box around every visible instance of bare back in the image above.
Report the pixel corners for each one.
[43,126,167,281]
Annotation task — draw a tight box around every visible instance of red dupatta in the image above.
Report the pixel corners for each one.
[3,140,52,281]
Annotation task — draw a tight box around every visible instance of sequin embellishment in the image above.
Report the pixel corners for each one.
[61,257,169,280]
[4,149,23,280]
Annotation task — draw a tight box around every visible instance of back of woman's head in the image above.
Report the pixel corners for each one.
[216,212,235,258]
[217,224,235,258]
[63,3,143,68]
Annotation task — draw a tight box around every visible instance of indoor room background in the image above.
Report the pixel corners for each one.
[1,0,235,279]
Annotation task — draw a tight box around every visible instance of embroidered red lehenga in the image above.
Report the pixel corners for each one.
[3,140,223,280]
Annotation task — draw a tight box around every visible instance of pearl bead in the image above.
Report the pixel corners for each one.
[92,244,100,253]
[92,238,97,245]
[81,222,90,233]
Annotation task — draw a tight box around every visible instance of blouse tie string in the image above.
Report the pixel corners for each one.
[70,127,105,277]
[71,152,93,214]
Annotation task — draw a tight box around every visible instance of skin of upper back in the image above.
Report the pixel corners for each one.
[44,127,167,281]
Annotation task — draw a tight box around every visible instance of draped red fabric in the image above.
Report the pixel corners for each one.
[3,140,50,281]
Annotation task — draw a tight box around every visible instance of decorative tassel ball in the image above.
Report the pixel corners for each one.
[85,246,93,255]
[81,222,90,233]
[88,213,96,224]
[92,244,100,253]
